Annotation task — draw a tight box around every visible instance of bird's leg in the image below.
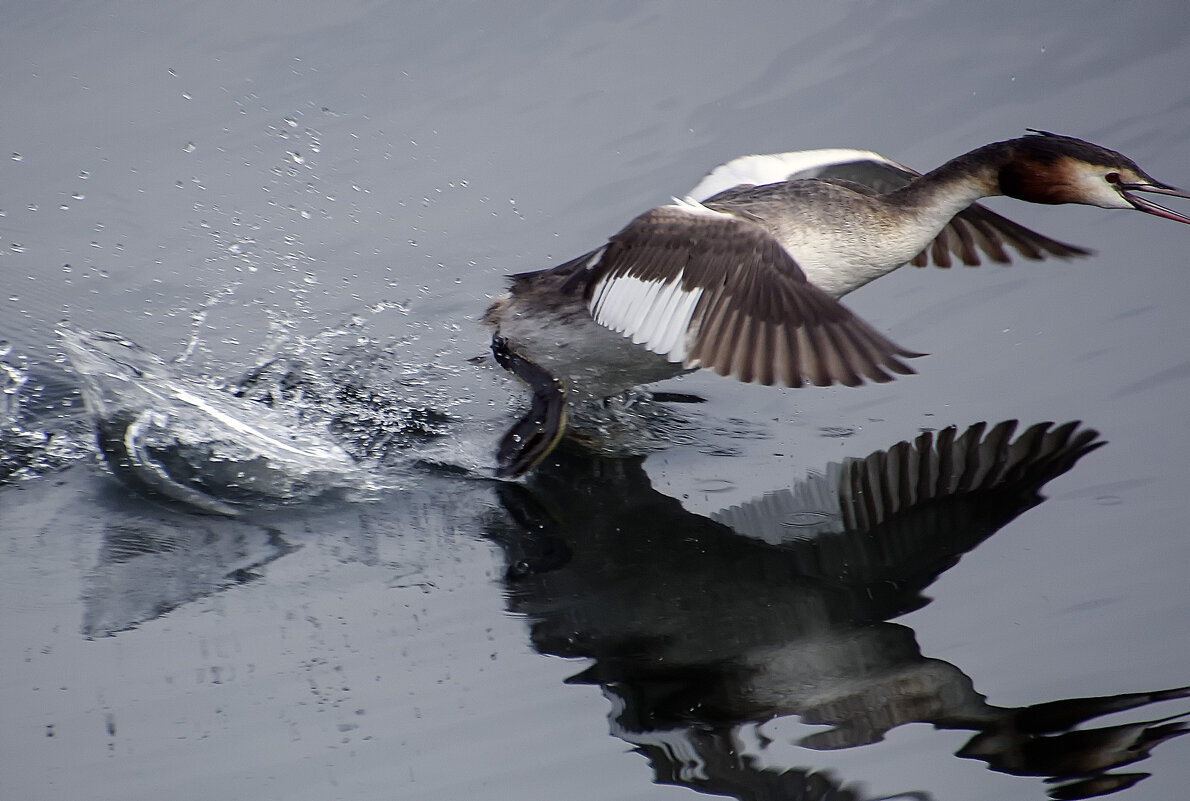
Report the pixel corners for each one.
[492,336,569,478]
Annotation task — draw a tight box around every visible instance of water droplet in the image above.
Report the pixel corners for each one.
[71,192,85,201]
[9,244,26,253]
[10,153,23,162]
[183,142,197,153]
[26,203,38,212]
[78,171,90,180]
[181,92,192,100]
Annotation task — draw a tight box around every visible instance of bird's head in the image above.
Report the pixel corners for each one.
[998,130,1189,224]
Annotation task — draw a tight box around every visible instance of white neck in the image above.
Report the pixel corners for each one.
[786,162,1001,297]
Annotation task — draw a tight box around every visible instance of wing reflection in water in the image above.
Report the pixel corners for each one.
[69,470,490,637]
[81,502,297,638]
[486,422,1190,801]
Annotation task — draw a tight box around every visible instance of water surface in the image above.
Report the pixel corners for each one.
[3,3,1190,800]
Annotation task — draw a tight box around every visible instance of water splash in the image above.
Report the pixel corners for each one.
[1,348,25,426]
[228,339,458,461]
[1,347,93,483]
[58,326,375,515]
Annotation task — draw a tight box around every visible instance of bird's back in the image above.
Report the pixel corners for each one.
[705,180,932,297]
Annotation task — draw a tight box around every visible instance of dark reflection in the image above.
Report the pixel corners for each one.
[485,421,1190,800]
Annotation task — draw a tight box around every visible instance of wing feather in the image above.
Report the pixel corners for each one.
[586,204,920,388]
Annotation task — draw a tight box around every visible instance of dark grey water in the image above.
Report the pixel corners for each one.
[3,3,1189,799]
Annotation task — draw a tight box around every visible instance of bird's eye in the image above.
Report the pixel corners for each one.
[1105,172,1121,184]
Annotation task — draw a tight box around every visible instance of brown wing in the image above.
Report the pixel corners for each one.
[586,204,921,388]
[838,419,1104,532]
[710,419,1104,547]
[908,202,1092,267]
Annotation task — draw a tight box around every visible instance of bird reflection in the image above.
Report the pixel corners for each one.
[80,492,297,637]
[485,421,1189,800]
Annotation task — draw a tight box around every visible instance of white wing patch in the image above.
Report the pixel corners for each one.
[686,148,896,201]
[589,272,704,363]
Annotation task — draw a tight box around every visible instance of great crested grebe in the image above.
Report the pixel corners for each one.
[486,130,1189,477]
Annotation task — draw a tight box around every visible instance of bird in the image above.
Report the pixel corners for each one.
[485,130,1189,478]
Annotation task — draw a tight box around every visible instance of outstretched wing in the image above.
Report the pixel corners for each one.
[584,202,920,388]
[688,149,1092,268]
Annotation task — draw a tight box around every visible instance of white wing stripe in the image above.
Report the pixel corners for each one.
[589,274,703,364]
[627,279,664,337]
[665,288,703,362]
[635,270,691,346]
[637,272,687,346]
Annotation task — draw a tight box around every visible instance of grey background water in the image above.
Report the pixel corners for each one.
[3,2,1189,799]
